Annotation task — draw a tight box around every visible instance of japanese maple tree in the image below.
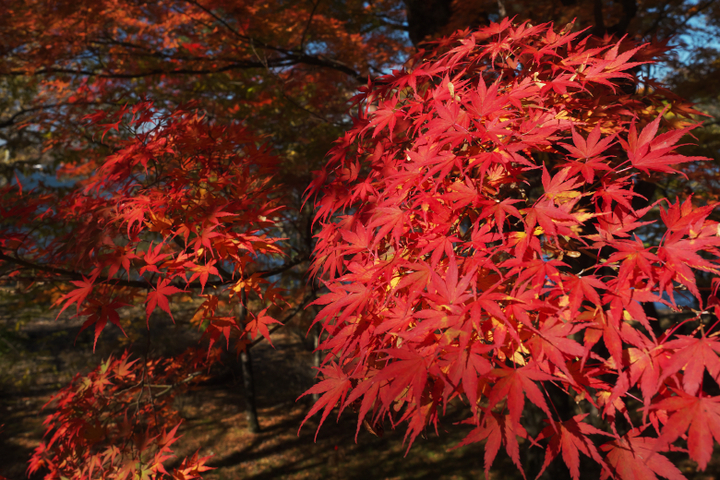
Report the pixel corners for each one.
[2,0,719,477]
[305,19,720,479]
[1,102,289,478]
[0,0,409,478]
[0,1,409,477]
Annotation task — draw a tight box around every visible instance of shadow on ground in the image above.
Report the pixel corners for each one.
[1,293,719,480]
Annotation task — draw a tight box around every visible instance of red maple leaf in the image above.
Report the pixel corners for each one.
[600,432,685,480]
[139,241,169,275]
[536,414,611,480]
[54,276,97,317]
[78,299,128,351]
[486,364,556,430]
[298,363,352,440]
[244,308,281,347]
[146,278,183,322]
[622,113,706,174]
[187,261,220,293]
[204,317,238,351]
[455,413,527,479]
[661,335,720,395]
[653,391,720,470]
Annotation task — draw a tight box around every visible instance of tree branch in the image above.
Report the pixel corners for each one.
[0,250,309,291]
[662,0,717,38]
[184,0,364,81]
[250,288,317,348]
[0,101,120,129]
[299,0,321,52]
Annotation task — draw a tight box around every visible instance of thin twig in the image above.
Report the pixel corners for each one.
[152,371,204,397]
[299,0,321,52]
[250,288,317,348]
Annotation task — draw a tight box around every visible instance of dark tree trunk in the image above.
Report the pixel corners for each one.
[240,348,261,433]
[237,290,261,433]
[403,0,453,46]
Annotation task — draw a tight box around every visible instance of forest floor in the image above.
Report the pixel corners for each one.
[0,292,718,480]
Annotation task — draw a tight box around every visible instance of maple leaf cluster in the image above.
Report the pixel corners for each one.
[28,349,214,480]
[305,19,720,479]
[0,0,410,172]
[0,0,414,475]
[0,103,289,477]
[0,102,286,353]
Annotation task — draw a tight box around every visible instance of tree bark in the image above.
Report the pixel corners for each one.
[240,348,261,433]
[403,0,453,45]
[237,290,261,433]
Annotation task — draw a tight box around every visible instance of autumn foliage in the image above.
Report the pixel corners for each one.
[28,350,215,479]
[1,103,287,477]
[1,1,719,477]
[305,19,720,479]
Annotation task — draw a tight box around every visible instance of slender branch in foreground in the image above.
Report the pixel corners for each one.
[151,371,205,398]
[250,288,318,348]
[0,250,309,290]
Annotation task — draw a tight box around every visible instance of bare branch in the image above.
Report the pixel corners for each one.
[299,0,322,52]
